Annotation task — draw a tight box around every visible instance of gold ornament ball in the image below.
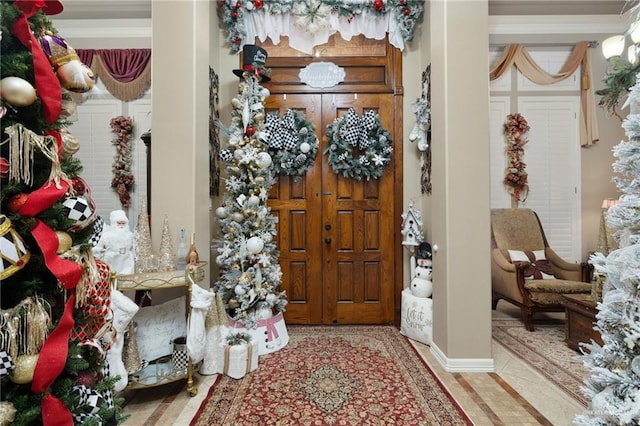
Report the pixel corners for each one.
[56,231,73,253]
[10,354,39,384]
[0,77,37,107]
[60,129,81,159]
[228,298,239,309]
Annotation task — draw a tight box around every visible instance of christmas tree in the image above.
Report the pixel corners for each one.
[1,1,123,424]
[213,45,287,328]
[575,73,640,425]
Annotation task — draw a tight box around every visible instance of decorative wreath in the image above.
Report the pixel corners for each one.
[264,109,319,176]
[110,115,135,208]
[503,113,529,203]
[325,108,393,180]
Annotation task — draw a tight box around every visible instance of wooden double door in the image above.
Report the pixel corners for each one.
[265,93,397,324]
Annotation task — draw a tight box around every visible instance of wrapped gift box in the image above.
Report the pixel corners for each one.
[222,340,258,379]
[400,288,433,345]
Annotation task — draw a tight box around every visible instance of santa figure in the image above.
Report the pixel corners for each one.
[94,210,135,275]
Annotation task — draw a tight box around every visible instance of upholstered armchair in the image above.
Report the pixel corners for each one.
[490,208,592,331]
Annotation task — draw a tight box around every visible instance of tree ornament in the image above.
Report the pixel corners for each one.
[235,284,247,295]
[70,257,112,342]
[254,0,263,8]
[255,151,272,169]
[75,370,96,388]
[374,0,384,11]
[216,206,228,218]
[246,236,264,254]
[246,125,255,136]
[0,215,30,279]
[55,231,72,254]
[62,195,96,232]
[7,193,29,213]
[10,354,38,384]
[325,108,393,180]
[0,157,9,179]
[232,212,244,222]
[247,195,260,206]
[60,128,81,159]
[0,77,36,107]
[38,32,95,93]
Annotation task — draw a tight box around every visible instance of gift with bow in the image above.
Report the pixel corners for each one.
[339,108,376,150]
[265,109,299,150]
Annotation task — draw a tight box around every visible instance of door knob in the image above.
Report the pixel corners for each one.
[325,224,331,230]
[325,237,332,244]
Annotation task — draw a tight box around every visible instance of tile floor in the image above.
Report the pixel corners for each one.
[121,304,587,425]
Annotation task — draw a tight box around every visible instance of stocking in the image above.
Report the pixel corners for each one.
[187,284,214,364]
[106,290,139,392]
[199,292,226,375]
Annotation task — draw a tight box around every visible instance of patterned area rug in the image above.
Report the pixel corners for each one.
[191,325,471,425]
[492,318,589,406]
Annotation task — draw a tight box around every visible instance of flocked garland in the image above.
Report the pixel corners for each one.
[216,0,424,53]
[110,115,135,208]
[503,113,529,203]
[264,109,319,175]
[325,108,393,180]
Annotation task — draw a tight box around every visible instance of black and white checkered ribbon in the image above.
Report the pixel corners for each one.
[72,384,102,416]
[265,109,299,150]
[339,108,376,150]
[0,350,14,377]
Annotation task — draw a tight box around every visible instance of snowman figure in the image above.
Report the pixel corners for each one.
[410,262,433,298]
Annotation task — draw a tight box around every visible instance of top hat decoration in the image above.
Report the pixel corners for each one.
[233,45,271,82]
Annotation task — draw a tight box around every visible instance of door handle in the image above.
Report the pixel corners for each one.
[325,237,332,244]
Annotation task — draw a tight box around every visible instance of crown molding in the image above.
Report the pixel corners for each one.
[489,14,627,35]
[51,18,151,40]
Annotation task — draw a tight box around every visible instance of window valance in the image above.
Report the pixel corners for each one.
[490,42,599,147]
[217,1,424,55]
[77,49,151,102]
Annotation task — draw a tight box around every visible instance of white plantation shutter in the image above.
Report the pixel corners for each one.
[517,96,581,262]
[69,91,151,230]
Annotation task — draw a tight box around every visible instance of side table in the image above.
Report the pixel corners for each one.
[563,294,603,351]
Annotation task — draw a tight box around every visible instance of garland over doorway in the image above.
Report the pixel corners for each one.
[216,0,424,54]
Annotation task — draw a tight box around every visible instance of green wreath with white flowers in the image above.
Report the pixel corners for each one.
[264,109,319,176]
[324,108,393,180]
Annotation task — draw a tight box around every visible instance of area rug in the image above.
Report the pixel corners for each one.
[191,325,471,425]
[492,318,589,406]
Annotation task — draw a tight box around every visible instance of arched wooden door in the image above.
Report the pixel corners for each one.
[260,36,403,324]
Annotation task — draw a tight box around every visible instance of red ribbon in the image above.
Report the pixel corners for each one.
[11,0,61,124]
[18,165,77,424]
[32,295,76,426]
[30,220,83,289]
[19,180,68,217]
[40,394,74,426]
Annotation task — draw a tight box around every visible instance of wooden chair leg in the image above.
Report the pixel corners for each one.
[521,307,535,332]
[491,294,499,310]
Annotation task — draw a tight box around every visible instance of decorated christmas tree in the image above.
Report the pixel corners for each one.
[575,74,640,425]
[0,1,123,424]
[213,45,287,329]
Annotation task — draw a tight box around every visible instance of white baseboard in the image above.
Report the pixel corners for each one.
[430,342,495,373]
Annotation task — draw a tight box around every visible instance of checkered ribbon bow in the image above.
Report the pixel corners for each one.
[71,384,105,422]
[339,108,376,150]
[265,109,299,150]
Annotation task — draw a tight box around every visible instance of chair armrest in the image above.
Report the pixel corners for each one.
[545,248,592,282]
[492,248,517,272]
[546,248,580,271]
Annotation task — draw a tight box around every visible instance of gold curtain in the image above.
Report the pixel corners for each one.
[490,42,599,147]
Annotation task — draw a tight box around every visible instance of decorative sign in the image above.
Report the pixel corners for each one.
[298,62,345,89]
[134,296,187,362]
